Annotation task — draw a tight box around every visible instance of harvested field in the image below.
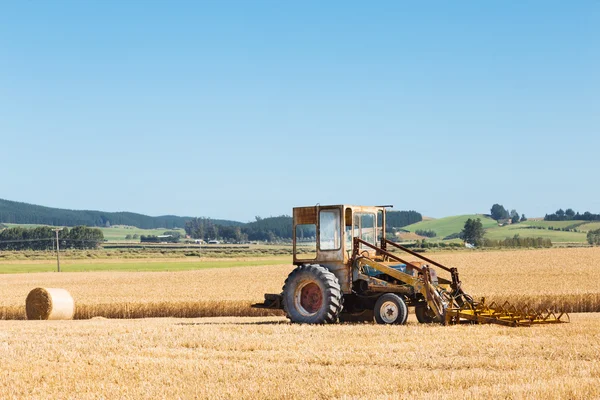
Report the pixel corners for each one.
[0,263,292,319]
[1,247,600,320]
[1,314,599,399]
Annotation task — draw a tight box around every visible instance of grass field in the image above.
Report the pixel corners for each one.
[579,221,600,232]
[1,314,598,399]
[516,220,586,229]
[4,223,47,228]
[483,226,587,242]
[403,214,497,238]
[0,256,290,274]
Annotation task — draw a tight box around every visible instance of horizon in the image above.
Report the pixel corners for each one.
[0,196,587,224]
[1,2,598,221]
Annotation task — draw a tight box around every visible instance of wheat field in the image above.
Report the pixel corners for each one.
[1,314,599,399]
[1,247,600,399]
[1,247,599,319]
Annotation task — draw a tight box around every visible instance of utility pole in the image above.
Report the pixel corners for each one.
[52,228,61,272]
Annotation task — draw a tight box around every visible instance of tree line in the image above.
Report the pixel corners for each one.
[185,216,291,242]
[415,229,436,238]
[412,237,552,249]
[490,204,526,224]
[0,226,104,250]
[185,210,422,242]
[545,208,600,221]
[0,198,241,229]
[386,211,422,231]
[483,236,552,248]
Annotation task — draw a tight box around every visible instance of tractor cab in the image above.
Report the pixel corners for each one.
[292,204,387,267]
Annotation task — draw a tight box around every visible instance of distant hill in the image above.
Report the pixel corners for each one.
[404,214,497,239]
[0,198,243,229]
[405,215,590,243]
[484,219,589,243]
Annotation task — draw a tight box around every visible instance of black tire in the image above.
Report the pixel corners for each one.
[282,264,343,324]
[374,294,408,325]
[415,304,436,324]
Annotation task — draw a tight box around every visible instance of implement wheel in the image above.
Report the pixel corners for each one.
[282,264,342,324]
[415,304,437,324]
[374,294,408,325]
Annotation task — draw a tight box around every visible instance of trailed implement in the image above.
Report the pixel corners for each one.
[445,301,569,326]
[253,204,569,326]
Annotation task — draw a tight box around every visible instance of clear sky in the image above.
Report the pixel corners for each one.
[1,2,598,222]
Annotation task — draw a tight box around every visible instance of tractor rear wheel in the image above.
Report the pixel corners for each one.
[374,294,408,325]
[415,304,436,324]
[282,264,343,324]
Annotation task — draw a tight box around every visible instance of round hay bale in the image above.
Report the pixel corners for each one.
[26,288,75,320]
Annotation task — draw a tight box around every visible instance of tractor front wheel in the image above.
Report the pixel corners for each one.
[374,294,408,325]
[282,264,343,324]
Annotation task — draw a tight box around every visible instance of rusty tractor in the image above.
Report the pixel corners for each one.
[253,204,569,326]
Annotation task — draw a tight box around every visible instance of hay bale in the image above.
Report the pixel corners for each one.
[26,288,75,320]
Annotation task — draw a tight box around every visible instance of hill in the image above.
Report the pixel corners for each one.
[403,214,497,239]
[404,216,589,243]
[0,198,242,229]
[484,220,588,243]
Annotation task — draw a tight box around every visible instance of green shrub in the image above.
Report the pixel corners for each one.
[415,229,437,238]
[587,229,600,245]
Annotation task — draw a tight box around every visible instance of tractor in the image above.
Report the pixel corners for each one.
[253,204,568,326]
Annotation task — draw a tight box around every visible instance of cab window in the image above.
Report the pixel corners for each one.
[319,209,341,250]
[354,212,376,249]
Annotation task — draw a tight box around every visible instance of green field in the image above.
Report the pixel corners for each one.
[4,223,46,228]
[403,215,497,238]
[516,220,587,229]
[0,256,290,274]
[483,226,586,242]
[482,219,590,243]
[579,222,600,232]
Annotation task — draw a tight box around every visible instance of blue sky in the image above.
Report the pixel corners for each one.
[1,2,598,222]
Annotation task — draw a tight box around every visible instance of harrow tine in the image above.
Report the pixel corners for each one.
[558,312,570,323]
[446,299,570,327]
